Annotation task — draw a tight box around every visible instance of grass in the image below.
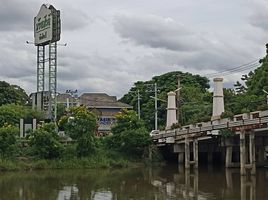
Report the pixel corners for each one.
[0,151,132,172]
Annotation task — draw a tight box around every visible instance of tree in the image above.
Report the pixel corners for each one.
[59,106,98,157]
[59,106,97,139]
[120,71,211,129]
[242,44,268,96]
[0,81,28,106]
[0,104,45,127]
[234,81,246,94]
[105,109,151,158]
[0,125,18,158]
[28,123,63,159]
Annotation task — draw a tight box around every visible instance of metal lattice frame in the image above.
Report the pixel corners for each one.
[37,45,45,92]
[49,42,57,121]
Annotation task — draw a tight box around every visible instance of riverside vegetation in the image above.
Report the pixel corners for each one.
[2,44,268,170]
[0,102,153,171]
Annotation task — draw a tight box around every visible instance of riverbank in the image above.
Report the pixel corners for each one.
[0,148,154,172]
[0,156,135,171]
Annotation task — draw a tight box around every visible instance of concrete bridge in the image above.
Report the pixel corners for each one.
[151,78,268,175]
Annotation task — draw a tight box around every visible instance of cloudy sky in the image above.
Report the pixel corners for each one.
[1,0,268,97]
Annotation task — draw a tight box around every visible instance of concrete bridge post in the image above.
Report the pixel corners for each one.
[240,128,246,176]
[193,139,198,169]
[249,131,256,175]
[225,146,233,168]
[185,137,190,169]
[178,153,184,164]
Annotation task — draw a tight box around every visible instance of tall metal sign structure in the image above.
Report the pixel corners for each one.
[34,4,61,122]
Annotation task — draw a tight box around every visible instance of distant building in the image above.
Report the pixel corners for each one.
[57,93,132,134]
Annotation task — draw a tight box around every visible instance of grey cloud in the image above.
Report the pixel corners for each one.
[0,0,90,32]
[0,0,39,31]
[249,3,268,32]
[113,14,205,51]
[61,9,91,31]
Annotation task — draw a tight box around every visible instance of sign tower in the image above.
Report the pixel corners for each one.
[34,4,61,122]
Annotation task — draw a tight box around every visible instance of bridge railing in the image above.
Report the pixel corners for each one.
[152,110,268,141]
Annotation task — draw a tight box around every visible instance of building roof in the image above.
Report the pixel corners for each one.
[57,93,76,103]
[79,93,132,109]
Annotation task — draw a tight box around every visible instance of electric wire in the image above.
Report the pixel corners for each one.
[204,59,260,78]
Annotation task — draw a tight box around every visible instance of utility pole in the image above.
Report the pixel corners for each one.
[154,83,158,130]
[177,75,181,124]
[137,90,141,119]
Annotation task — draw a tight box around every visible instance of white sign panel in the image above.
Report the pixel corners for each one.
[34,5,53,45]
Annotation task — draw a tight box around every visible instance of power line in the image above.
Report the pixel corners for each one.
[204,59,260,78]
[210,63,260,78]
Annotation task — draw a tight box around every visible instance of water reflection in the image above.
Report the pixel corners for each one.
[0,165,267,200]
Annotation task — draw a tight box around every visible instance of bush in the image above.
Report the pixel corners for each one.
[0,125,18,158]
[28,123,63,159]
[76,135,99,157]
[219,129,235,138]
[59,106,98,157]
[221,111,234,119]
[107,109,151,159]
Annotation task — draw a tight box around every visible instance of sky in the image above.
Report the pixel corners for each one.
[1,0,268,98]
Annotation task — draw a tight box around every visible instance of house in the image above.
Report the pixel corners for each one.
[57,93,132,134]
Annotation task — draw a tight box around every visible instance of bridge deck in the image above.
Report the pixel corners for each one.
[152,113,268,143]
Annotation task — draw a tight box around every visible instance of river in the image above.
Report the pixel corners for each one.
[0,165,267,199]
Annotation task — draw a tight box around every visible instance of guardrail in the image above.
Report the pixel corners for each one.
[152,116,268,141]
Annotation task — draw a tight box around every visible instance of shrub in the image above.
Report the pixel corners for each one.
[76,135,99,157]
[28,123,63,159]
[0,125,18,158]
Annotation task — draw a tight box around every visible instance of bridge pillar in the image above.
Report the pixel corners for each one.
[193,139,198,169]
[240,129,256,176]
[178,152,184,164]
[249,132,256,175]
[225,146,233,168]
[185,137,190,169]
[240,129,246,176]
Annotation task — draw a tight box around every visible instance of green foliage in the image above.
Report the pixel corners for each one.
[220,129,235,138]
[0,81,28,106]
[56,103,66,121]
[0,104,25,127]
[0,104,45,127]
[77,135,99,157]
[111,109,147,134]
[171,123,181,129]
[105,109,151,158]
[0,125,18,158]
[28,123,63,159]
[257,104,268,111]
[120,71,210,129]
[221,111,234,119]
[59,106,97,139]
[59,106,98,157]
[234,81,246,94]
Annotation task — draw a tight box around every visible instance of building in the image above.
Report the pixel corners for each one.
[57,93,132,134]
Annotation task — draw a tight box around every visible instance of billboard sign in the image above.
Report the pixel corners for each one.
[34,4,61,46]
